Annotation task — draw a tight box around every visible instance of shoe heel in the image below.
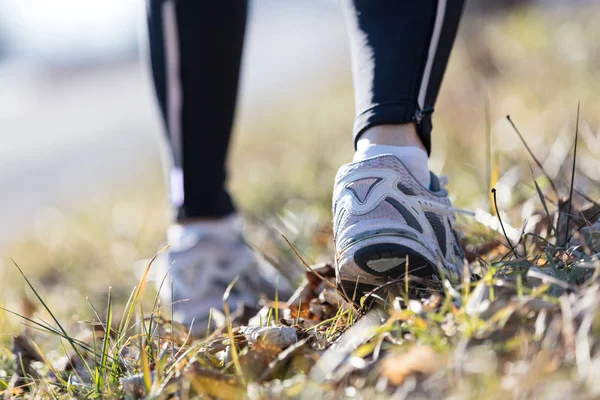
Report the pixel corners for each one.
[353,243,435,278]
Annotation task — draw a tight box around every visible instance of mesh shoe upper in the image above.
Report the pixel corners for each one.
[157,216,273,334]
[333,154,466,285]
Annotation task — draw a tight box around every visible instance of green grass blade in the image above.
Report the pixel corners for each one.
[116,284,137,338]
[98,287,113,394]
[9,258,95,381]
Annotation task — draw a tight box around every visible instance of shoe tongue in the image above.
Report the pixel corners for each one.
[429,172,441,192]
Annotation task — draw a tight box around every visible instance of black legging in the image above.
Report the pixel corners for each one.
[147,0,465,220]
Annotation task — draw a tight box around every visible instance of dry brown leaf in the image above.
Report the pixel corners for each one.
[289,303,318,321]
[422,292,443,312]
[308,263,336,282]
[287,263,336,311]
[381,345,438,386]
[464,241,504,263]
[187,366,245,400]
[239,340,281,381]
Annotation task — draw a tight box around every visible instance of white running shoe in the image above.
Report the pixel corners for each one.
[333,154,466,295]
[158,215,272,334]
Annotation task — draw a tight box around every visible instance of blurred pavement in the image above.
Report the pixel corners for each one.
[0,1,350,249]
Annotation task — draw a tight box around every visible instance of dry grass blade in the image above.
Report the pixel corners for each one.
[281,234,336,291]
[281,234,356,310]
[485,89,500,215]
[506,115,560,200]
[223,276,245,383]
[30,340,64,386]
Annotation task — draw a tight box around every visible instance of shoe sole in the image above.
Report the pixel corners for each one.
[337,234,438,301]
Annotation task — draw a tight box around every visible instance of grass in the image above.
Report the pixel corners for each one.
[4,214,600,398]
[1,3,600,399]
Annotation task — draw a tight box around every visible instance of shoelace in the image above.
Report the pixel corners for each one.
[438,175,475,217]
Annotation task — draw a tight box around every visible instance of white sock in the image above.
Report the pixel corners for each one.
[168,213,242,249]
[353,144,431,188]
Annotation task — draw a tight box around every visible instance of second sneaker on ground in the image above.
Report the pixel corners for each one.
[158,215,276,335]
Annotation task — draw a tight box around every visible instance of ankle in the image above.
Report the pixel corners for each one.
[177,216,223,225]
[169,213,242,244]
[353,143,431,189]
[357,124,425,152]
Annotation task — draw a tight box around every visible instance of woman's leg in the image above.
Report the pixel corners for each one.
[147,0,277,334]
[334,1,466,292]
[342,0,465,154]
[147,0,247,221]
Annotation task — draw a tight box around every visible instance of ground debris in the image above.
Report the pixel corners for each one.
[380,345,438,386]
[239,326,298,349]
[8,201,600,399]
[185,365,245,400]
[5,335,42,398]
[571,219,600,255]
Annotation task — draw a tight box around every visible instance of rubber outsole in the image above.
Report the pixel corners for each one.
[338,243,437,303]
[354,243,435,279]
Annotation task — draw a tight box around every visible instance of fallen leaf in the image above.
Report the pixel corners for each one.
[381,345,438,385]
[239,340,281,381]
[187,366,245,400]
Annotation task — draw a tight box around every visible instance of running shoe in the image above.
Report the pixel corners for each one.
[157,215,274,335]
[333,154,466,295]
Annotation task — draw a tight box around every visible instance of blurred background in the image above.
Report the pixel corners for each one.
[0,0,599,335]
